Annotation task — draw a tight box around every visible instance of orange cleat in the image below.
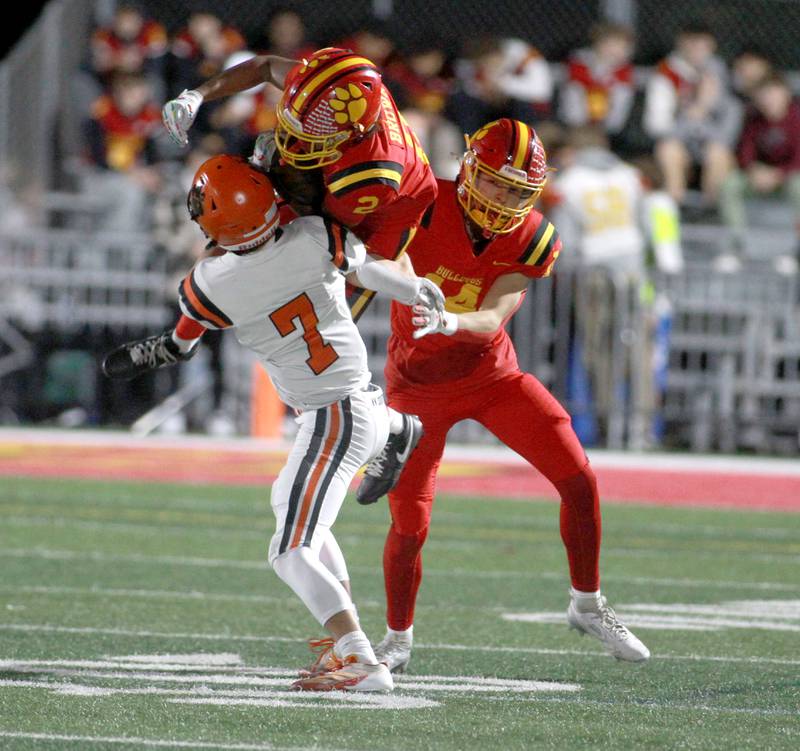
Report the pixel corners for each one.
[291,660,394,692]
[297,637,344,677]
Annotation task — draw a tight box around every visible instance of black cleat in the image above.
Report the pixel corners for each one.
[102,330,197,380]
[356,413,423,505]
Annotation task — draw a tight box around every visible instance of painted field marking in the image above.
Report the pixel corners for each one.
[0,585,298,607]
[2,547,798,592]
[0,653,794,720]
[503,599,800,632]
[9,489,800,548]
[1,624,799,667]
[1,514,269,540]
[0,652,580,711]
[5,508,800,554]
[0,732,334,751]
[5,582,797,625]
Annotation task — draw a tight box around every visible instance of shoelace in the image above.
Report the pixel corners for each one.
[597,599,630,639]
[129,337,177,369]
[305,637,342,673]
[364,446,389,478]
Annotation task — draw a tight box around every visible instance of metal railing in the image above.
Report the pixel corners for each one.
[1,218,798,452]
[0,0,94,204]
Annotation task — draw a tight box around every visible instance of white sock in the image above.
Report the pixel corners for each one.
[387,407,405,435]
[571,587,602,612]
[387,624,413,642]
[171,330,201,354]
[335,630,378,665]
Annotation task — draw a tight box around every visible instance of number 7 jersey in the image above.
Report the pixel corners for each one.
[178,217,372,411]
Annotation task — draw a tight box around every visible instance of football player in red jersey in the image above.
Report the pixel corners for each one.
[162,47,438,318]
[356,119,651,669]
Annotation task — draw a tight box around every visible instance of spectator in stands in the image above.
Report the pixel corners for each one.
[384,37,461,177]
[77,3,167,117]
[559,24,636,149]
[731,47,774,103]
[643,22,742,207]
[82,72,162,232]
[336,20,397,69]
[90,4,167,85]
[549,126,646,275]
[719,73,800,274]
[447,35,553,135]
[204,51,280,156]
[254,6,315,60]
[632,156,685,275]
[548,126,659,447]
[170,12,246,95]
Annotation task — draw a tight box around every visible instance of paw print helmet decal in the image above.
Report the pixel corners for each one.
[275,48,384,170]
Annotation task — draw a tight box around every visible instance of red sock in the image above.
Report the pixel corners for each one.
[175,314,205,340]
[555,465,601,592]
[383,524,428,631]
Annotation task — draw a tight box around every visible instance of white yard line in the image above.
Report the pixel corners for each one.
[1,514,269,540]
[0,732,337,751]
[3,547,798,583]
[0,547,268,570]
[0,585,295,607]
[1,622,799,667]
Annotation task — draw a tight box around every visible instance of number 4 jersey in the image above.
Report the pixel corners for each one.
[178,217,371,411]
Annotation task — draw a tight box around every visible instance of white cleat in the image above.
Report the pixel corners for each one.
[373,631,413,673]
[291,660,393,692]
[567,595,651,663]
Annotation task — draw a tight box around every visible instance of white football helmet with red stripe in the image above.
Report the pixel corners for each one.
[457,118,548,235]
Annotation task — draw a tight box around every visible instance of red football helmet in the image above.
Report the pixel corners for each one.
[275,47,383,169]
[457,119,548,234]
[187,155,279,251]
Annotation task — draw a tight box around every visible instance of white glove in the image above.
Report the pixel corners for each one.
[414,277,446,314]
[162,89,204,147]
[249,130,277,171]
[412,304,458,339]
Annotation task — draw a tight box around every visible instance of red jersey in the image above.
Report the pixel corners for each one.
[386,179,561,395]
[91,20,167,74]
[89,95,161,171]
[321,83,437,259]
[566,51,634,123]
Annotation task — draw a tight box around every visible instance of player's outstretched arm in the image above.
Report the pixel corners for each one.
[413,272,529,339]
[196,54,297,100]
[347,255,444,309]
[162,55,297,147]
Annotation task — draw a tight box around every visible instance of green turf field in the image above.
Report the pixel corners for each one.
[0,475,798,750]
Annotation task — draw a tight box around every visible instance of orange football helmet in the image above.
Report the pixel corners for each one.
[275,47,383,169]
[187,155,279,252]
[457,119,548,235]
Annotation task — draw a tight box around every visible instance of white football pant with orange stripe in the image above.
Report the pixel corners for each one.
[268,386,389,625]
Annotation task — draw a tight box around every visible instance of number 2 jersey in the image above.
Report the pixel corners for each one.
[386,178,562,396]
[178,217,371,411]
[320,83,437,260]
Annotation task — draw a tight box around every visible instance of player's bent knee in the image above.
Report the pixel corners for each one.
[271,545,353,626]
[554,463,599,508]
[389,522,430,547]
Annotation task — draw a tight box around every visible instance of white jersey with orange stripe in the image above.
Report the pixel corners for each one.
[178,215,371,411]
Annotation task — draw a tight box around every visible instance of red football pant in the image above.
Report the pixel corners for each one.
[384,371,601,631]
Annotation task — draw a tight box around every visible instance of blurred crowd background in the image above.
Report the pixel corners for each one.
[1,0,799,455]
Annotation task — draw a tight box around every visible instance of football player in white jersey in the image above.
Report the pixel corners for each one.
[103,155,444,692]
